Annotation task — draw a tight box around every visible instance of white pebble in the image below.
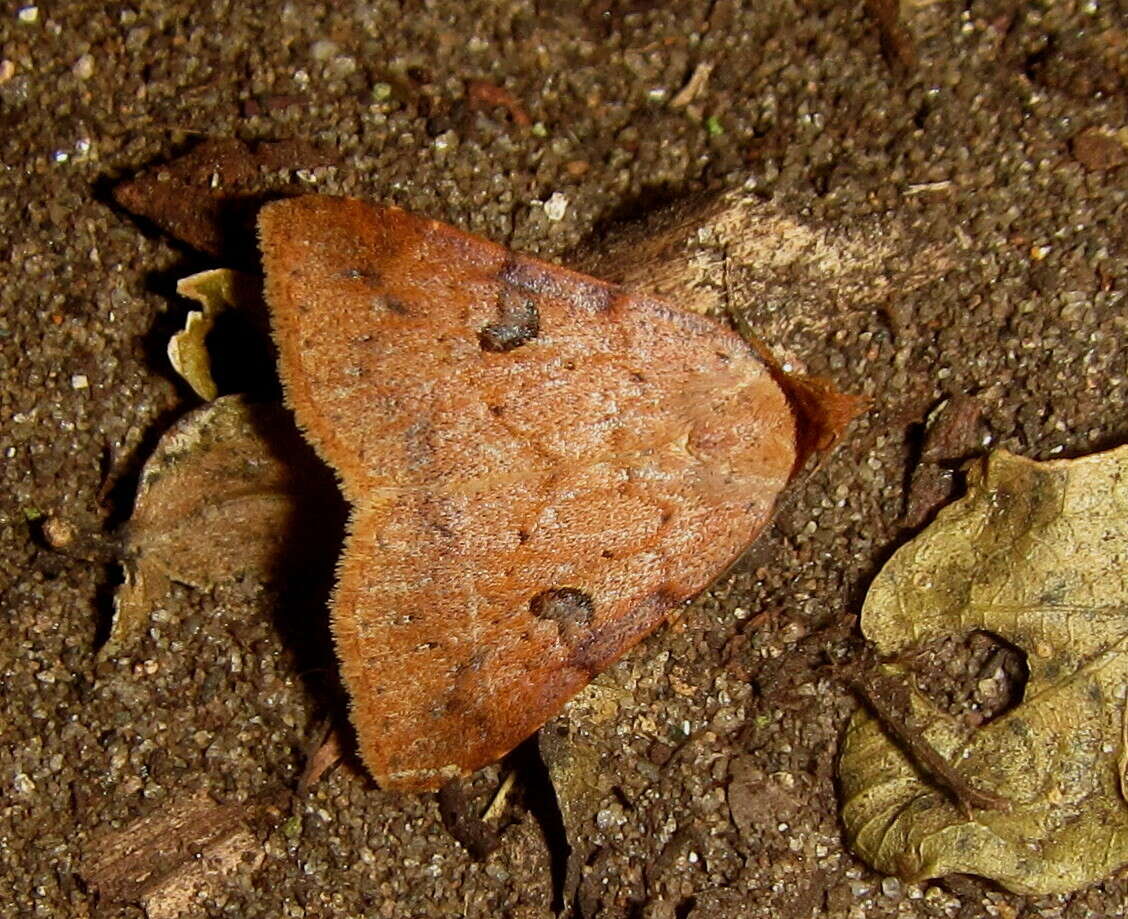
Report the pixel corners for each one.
[310,39,338,62]
[543,192,568,222]
[73,54,95,79]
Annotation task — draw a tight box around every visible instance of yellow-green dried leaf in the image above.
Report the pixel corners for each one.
[839,445,1128,894]
[170,269,258,400]
[539,681,623,905]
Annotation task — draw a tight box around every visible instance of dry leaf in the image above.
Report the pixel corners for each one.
[170,269,255,400]
[170,268,274,401]
[839,445,1128,894]
[112,137,335,260]
[539,682,619,905]
[107,395,339,656]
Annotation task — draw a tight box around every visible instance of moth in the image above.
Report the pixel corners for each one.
[259,196,846,790]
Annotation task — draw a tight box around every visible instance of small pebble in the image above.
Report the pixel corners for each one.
[73,54,95,80]
[543,192,568,222]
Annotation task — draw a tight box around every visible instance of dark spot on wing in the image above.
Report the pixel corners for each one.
[529,587,595,648]
[479,261,541,351]
[564,586,683,675]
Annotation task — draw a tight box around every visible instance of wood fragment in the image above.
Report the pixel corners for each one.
[864,0,917,76]
[670,62,714,107]
[296,722,346,795]
[81,790,283,917]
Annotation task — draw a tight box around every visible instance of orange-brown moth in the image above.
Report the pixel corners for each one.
[259,196,832,791]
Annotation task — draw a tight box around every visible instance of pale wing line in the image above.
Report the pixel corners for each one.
[353,377,782,503]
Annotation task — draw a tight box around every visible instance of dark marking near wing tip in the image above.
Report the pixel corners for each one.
[500,256,619,313]
[566,585,682,676]
[478,275,540,352]
[529,587,595,648]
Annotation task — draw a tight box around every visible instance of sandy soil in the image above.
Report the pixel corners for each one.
[1,1,1125,916]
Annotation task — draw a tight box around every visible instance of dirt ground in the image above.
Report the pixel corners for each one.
[1,1,1126,917]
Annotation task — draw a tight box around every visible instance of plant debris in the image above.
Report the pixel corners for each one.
[107,395,341,657]
[80,789,285,918]
[465,80,532,127]
[169,269,267,401]
[539,684,619,909]
[112,137,335,261]
[840,445,1128,894]
[1071,126,1128,172]
[863,0,917,76]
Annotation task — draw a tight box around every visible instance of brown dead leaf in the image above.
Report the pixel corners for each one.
[112,137,335,260]
[904,396,987,528]
[1071,126,1128,171]
[840,445,1128,894]
[107,395,341,657]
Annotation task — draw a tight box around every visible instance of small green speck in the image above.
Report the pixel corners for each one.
[371,82,392,102]
[705,115,724,137]
[281,815,302,839]
[755,713,772,728]
[531,121,548,138]
[23,507,43,523]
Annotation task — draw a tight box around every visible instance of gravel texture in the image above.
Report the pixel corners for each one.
[0,1,1125,917]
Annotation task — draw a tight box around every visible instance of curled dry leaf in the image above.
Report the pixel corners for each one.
[839,445,1128,895]
[170,269,260,400]
[107,395,339,657]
